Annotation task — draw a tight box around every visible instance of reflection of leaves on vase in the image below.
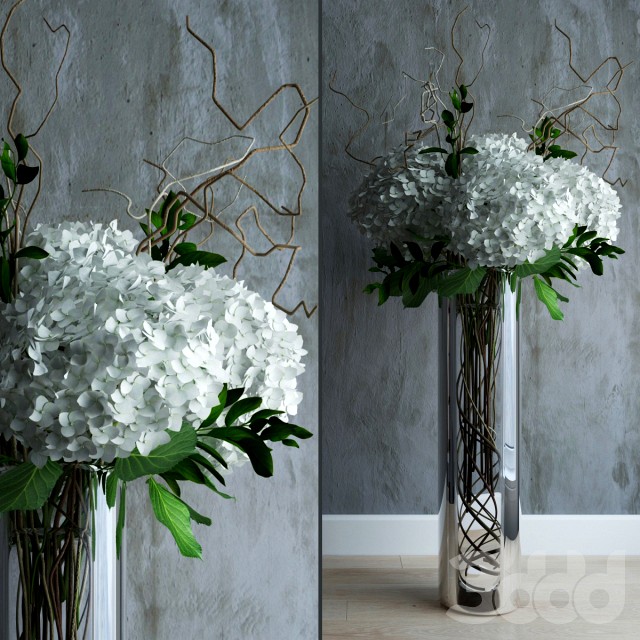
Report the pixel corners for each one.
[455,270,503,589]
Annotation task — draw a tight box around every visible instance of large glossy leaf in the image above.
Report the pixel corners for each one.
[533,276,564,321]
[0,461,63,512]
[437,267,486,297]
[114,424,197,481]
[225,397,262,426]
[514,247,561,278]
[209,427,273,477]
[147,478,202,558]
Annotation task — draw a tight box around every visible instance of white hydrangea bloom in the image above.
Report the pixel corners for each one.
[0,221,305,467]
[350,133,621,268]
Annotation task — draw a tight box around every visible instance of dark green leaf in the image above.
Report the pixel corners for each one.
[225,387,245,407]
[444,153,458,178]
[208,427,273,477]
[459,84,468,100]
[189,452,226,486]
[105,472,118,509]
[261,419,313,442]
[576,230,598,246]
[15,164,39,185]
[405,242,423,261]
[161,474,182,496]
[0,461,63,512]
[225,397,262,426]
[441,109,455,127]
[196,440,228,468]
[460,101,473,113]
[114,424,197,481]
[116,482,126,558]
[0,256,11,303]
[174,242,198,256]
[282,439,299,448]
[418,146,447,154]
[14,246,48,260]
[147,478,202,558]
[460,146,478,155]
[167,251,227,271]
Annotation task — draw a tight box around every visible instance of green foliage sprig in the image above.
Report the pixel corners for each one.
[0,385,312,559]
[529,116,578,161]
[418,84,478,178]
[139,190,226,271]
[0,134,48,302]
[365,224,623,320]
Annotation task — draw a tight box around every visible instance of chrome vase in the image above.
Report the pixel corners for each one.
[438,272,520,614]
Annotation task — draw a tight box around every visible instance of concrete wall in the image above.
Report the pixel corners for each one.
[0,0,318,638]
[321,0,640,515]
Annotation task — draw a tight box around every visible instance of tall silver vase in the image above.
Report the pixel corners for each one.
[0,486,124,639]
[438,273,520,614]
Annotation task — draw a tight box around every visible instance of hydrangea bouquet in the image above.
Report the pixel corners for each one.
[0,133,311,637]
[343,15,627,609]
[351,88,623,317]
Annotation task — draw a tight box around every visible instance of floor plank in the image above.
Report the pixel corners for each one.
[323,555,640,639]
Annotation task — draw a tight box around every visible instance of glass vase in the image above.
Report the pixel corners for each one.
[438,271,520,614]
[0,465,123,639]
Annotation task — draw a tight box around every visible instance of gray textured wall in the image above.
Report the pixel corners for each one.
[321,0,640,515]
[1,1,318,638]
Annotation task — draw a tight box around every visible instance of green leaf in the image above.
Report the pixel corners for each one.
[260,419,313,442]
[449,89,461,111]
[208,427,273,477]
[105,472,118,509]
[460,146,478,155]
[196,440,228,468]
[14,246,48,260]
[178,212,197,230]
[437,267,486,297]
[167,251,227,271]
[460,101,473,113]
[147,478,202,558]
[150,210,164,230]
[160,474,181,496]
[441,109,455,127]
[0,256,11,303]
[114,424,197,481]
[533,276,564,320]
[0,461,63,512]
[116,482,126,558]
[459,84,468,100]
[225,387,244,407]
[576,230,598,246]
[514,247,562,278]
[189,452,226,485]
[225,397,262,427]
[444,153,458,178]
[281,439,299,447]
[174,242,198,256]
[250,409,284,422]
[16,164,39,185]
[418,146,447,154]
[180,497,212,526]
[1,143,16,182]
[14,134,28,161]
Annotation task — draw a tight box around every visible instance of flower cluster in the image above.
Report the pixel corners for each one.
[350,133,621,267]
[0,222,305,466]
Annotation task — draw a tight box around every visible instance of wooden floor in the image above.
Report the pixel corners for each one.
[323,555,640,639]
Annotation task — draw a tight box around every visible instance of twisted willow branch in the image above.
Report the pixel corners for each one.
[8,461,93,640]
[455,272,503,585]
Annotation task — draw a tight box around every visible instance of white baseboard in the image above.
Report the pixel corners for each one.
[322,514,640,556]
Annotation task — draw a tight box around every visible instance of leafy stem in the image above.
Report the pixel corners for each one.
[419,84,478,178]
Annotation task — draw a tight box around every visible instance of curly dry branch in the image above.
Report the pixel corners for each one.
[0,1,70,270]
[524,22,631,186]
[90,16,317,317]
